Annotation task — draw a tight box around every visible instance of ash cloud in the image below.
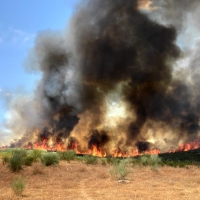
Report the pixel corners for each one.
[1,0,200,153]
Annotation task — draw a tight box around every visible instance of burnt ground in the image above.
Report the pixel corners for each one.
[0,159,200,200]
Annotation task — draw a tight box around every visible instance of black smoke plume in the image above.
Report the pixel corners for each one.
[2,0,200,153]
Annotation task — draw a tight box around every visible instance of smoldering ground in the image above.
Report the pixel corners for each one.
[1,0,200,154]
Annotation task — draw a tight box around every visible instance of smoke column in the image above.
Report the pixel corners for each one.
[1,0,200,154]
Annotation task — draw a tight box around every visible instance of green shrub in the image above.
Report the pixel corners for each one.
[41,153,60,166]
[9,154,24,172]
[2,153,11,165]
[84,155,98,165]
[163,160,187,168]
[106,157,121,165]
[75,156,85,163]
[100,158,107,166]
[12,149,27,158]
[24,156,34,166]
[109,160,130,180]
[58,150,76,162]
[150,154,162,165]
[30,149,43,162]
[11,177,26,196]
[132,154,163,171]
[162,160,175,167]
[138,154,162,166]
[124,158,134,165]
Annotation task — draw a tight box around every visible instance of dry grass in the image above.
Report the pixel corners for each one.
[0,158,200,200]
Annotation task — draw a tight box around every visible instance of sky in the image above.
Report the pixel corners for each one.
[0,0,79,123]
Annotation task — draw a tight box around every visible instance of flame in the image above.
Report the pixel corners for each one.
[29,138,200,157]
[112,148,161,158]
[137,0,158,10]
[2,138,200,157]
[168,139,200,153]
[21,138,163,157]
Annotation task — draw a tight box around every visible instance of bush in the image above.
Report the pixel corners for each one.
[24,156,34,166]
[12,149,27,158]
[9,154,24,172]
[2,153,11,165]
[30,149,43,162]
[138,154,162,166]
[133,154,162,171]
[124,158,134,165]
[84,155,98,165]
[106,157,121,165]
[109,160,130,180]
[163,160,187,168]
[75,156,85,163]
[100,158,107,166]
[41,153,60,166]
[11,177,26,196]
[58,150,76,162]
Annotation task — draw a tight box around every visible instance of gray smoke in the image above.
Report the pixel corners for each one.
[1,0,200,153]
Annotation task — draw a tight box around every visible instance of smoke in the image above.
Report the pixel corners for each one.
[1,0,200,153]
[150,0,200,30]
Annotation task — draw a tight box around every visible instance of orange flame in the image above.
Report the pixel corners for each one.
[3,138,200,157]
[168,139,200,153]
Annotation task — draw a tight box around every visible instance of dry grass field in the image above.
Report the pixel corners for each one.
[0,159,200,200]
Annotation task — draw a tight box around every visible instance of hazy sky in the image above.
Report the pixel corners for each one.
[0,0,79,123]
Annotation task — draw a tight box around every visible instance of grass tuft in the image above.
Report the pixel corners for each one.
[84,155,98,165]
[106,157,121,165]
[30,149,44,162]
[9,154,24,172]
[136,154,162,169]
[41,152,60,166]
[58,150,76,163]
[2,152,11,165]
[11,177,26,196]
[24,156,34,166]
[100,158,107,166]
[109,160,130,180]
[11,149,27,158]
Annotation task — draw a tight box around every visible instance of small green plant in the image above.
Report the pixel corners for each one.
[84,155,98,165]
[24,156,34,166]
[106,157,121,165]
[75,156,85,163]
[41,153,60,166]
[109,160,130,180]
[58,150,76,162]
[2,153,11,164]
[11,177,26,196]
[9,154,24,172]
[138,154,162,166]
[12,149,27,158]
[163,160,187,168]
[124,158,134,165]
[30,149,43,162]
[150,154,162,165]
[100,158,107,166]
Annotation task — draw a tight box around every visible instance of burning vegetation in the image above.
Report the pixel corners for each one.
[1,0,200,157]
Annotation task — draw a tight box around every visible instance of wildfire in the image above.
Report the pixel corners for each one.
[17,138,200,158]
[168,139,200,153]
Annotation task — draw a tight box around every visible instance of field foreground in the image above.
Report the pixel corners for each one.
[0,160,200,200]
